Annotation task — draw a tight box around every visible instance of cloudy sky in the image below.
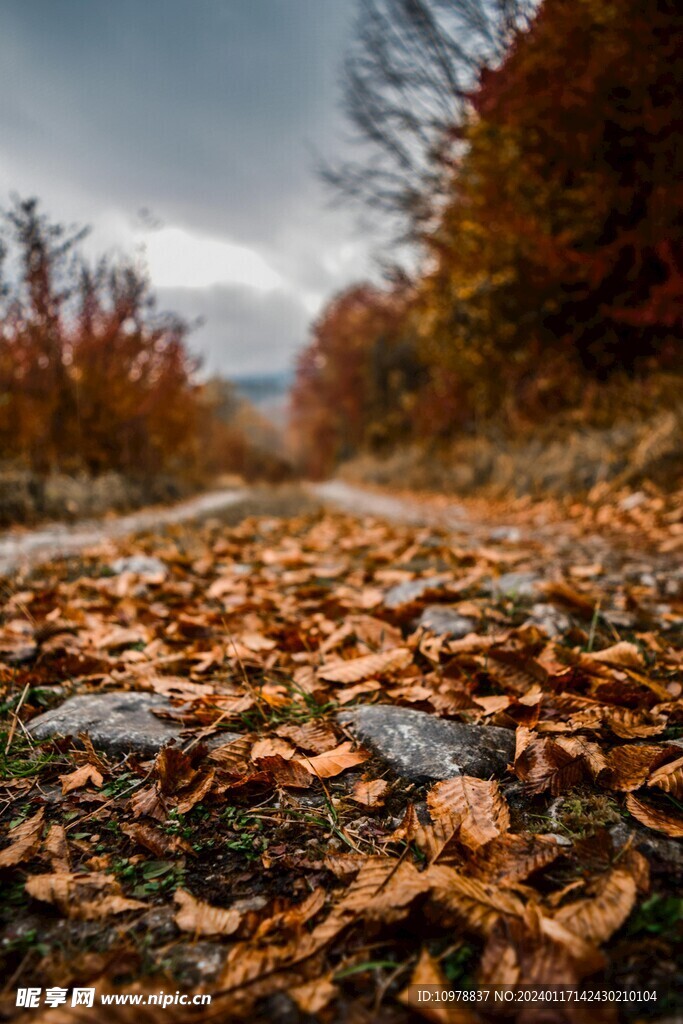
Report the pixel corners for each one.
[0,0,371,376]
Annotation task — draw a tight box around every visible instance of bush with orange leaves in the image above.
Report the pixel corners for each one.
[0,197,261,486]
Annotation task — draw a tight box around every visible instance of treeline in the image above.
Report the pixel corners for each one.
[292,0,683,476]
[0,197,285,485]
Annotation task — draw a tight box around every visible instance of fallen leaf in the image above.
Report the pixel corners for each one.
[174,769,216,813]
[599,744,676,791]
[251,737,296,760]
[255,754,315,788]
[297,741,369,778]
[603,707,667,739]
[625,793,683,837]
[155,746,197,795]
[25,871,146,919]
[275,720,339,753]
[0,808,45,868]
[43,824,71,871]
[426,865,525,936]
[351,778,389,807]
[59,763,104,794]
[318,646,412,683]
[554,868,638,943]
[122,822,195,858]
[647,754,683,798]
[289,976,339,1015]
[586,641,644,669]
[174,888,242,936]
[427,776,510,851]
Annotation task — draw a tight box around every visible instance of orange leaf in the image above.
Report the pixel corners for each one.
[59,764,104,795]
[647,754,683,798]
[0,808,45,869]
[296,741,369,778]
[626,794,683,837]
[174,888,242,936]
[427,776,510,852]
[318,647,412,683]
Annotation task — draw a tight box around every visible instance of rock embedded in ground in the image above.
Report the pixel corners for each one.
[525,602,570,638]
[416,604,476,639]
[383,575,450,610]
[338,704,515,781]
[110,555,167,577]
[488,571,540,600]
[30,691,190,757]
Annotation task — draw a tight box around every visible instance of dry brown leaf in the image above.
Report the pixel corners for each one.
[296,741,369,778]
[0,808,45,868]
[25,871,146,919]
[129,784,166,821]
[59,763,104,795]
[289,976,339,1015]
[625,793,683,837]
[336,679,383,703]
[318,646,412,684]
[554,868,638,944]
[603,706,668,739]
[427,776,510,851]
[323,853,367,878]
[387,802,421,846]
[155,745,198,795]
[174,888,242,936]
[647,754,683,798]
[466,833,562,885]
[43,823,71,871]
[251,737,296,760]
[275,720,339,754]
[599,743,676,791]
[514,735,588,795]
[542,580,598,616]
[208,733,255,771]
[426,864,525,936]
[351,778,389,807]
[255,754,315,788]
[255,888,327,939]
[122,822,195,858]
[174,769,216,813]
[335,855,432,924]
[585,641,644,669]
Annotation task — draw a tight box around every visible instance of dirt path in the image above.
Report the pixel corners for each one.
[0,487,248,575]
[0,479,681,1020]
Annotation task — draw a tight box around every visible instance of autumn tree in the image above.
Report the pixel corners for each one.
[420,0,683,412]
[290,284,425,476]
[0,197,256,483]
[323,0,534,239]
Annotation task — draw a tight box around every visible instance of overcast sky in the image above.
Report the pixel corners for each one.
[0,0,371,376]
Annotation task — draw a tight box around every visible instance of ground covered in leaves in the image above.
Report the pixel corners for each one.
[0,487,682,1023]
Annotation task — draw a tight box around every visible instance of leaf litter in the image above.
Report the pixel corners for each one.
[0,491,682,1021]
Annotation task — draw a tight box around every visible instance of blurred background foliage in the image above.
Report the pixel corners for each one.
[292,0,683,481]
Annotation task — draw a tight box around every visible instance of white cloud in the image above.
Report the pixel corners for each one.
[138,226,285,292]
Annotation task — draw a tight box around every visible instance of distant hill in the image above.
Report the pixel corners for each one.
[232,372,292,429]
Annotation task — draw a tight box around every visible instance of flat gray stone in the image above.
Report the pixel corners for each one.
[383,575,450,609]
[30,691,186,757]
[525,602,570,638]
[488,571,540,599]
[338,705,515,781]
[488,526,521,543]
[110,555,167,577]
[416,605,475,639]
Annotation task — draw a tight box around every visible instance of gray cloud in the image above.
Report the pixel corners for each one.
[157,284,311,377]
[0,0,371,374]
